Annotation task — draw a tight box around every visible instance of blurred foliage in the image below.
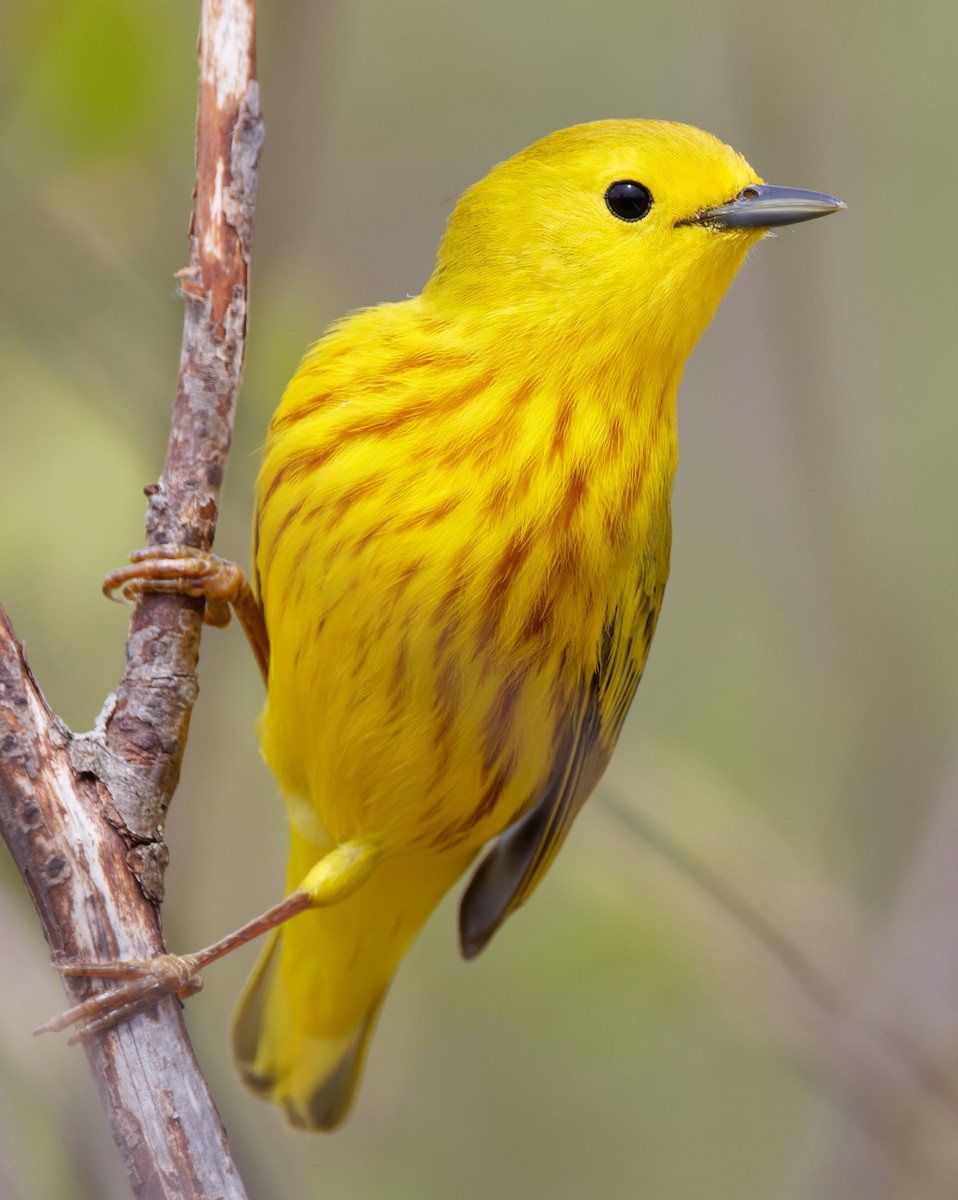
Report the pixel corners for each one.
[2,1,958,1198]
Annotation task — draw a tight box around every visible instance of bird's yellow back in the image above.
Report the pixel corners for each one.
[236,119,836,1128]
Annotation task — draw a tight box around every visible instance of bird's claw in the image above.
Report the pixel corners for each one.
[102,543,270,683]
[36,953,204,1043]
[103,545,245,628]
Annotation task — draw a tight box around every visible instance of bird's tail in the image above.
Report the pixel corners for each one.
[232,831,474,1130]
[232,922,386,1130]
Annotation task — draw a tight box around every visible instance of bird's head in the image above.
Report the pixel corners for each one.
[425,119,843,365]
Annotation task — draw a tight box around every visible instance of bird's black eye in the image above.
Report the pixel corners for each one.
[605,180,653,222]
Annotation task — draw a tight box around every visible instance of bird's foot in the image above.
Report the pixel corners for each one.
[35,953,204,1044]
[104,545,269,681]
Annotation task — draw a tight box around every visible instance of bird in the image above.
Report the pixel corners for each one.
[94,118,844,1129]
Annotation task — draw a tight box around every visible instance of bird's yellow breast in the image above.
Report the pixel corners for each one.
[255,296,678,859]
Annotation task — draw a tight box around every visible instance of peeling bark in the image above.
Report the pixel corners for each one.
[0,614,245,1199]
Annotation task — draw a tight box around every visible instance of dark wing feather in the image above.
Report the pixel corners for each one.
[459,515,671,958]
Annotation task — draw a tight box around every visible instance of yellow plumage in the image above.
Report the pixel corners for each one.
[232,119,841,1128]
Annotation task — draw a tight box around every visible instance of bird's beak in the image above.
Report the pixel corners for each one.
[680,184,846,230]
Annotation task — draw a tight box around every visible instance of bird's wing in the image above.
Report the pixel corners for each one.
[458,514,671,958]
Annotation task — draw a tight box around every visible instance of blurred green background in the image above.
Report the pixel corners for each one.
[2,1,957,1197]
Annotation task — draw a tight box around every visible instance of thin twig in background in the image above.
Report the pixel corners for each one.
[600,780,958,1194]
[779,747,958,1200]
[0,2,261,1196]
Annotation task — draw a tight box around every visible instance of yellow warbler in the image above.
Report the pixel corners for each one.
[226,119,843,1128]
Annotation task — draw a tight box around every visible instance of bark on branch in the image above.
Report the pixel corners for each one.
[0,2,262,1196]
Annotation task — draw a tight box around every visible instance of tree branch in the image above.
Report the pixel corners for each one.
[0,613,247,1200]
[0,2,262,1195]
